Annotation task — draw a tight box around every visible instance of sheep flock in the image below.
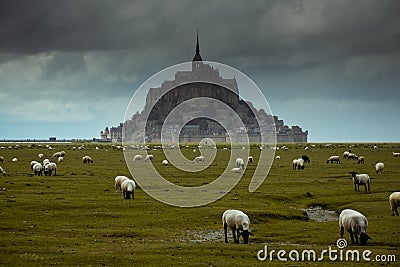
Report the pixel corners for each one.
[0,142,399,266]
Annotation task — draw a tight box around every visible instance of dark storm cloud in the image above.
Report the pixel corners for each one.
[1,0,400,140]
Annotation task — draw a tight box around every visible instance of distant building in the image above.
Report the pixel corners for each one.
[100,123,123,142]
[101,33,308,143]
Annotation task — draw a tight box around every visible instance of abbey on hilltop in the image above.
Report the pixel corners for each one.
[101,33,308,143]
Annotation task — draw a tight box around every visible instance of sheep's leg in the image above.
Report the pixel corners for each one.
[224,223,228,243]
[237,229,241,243]
[354,184,357,191]
[367,181,370,191]
[340,226,344,238]
[132,191,135,200]
[394,207,399,216]
[349,231,356,244]
[232,226,238,243]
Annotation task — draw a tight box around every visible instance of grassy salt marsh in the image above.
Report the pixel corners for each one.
[0,142,399,266]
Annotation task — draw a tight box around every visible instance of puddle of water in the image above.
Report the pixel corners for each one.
[300,206,338,222]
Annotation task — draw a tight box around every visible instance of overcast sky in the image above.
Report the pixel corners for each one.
[1,0,399,142]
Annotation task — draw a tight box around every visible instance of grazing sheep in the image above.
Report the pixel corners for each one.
[301,155,311,163]
[343,151,350,159]
[30,160,39,170]
[393,152,400,157]
[133,154,143,162]
[327,156,340,164]
[236,158,245,169]
[145,154,154,162]
[115,175,130,193]
[222,209,251,244]
[44,162,57,176]
[231,167,242,173]
[389,192,400,216]
[357,156,365,164]
[292,158,304,170]
[375,162,384,174]
[52,152,62,158]
[82,156,93,163]
[33,163,43,176]
[347,153,358,160]
[38,153,44,159]
[12,158,18,162]
[247,156,253,164]
[339,209,371,245]
[349,171,370,191]
[193,155,205,163]
[0,166,6,176]
[43,159,50,166]
[58,157,64,163]
[121,179,136,200]
[275,156,281,160]
[0,156,4,164]
[162,160,169,166]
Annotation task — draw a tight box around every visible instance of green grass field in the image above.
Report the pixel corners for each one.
[1,142,399,266]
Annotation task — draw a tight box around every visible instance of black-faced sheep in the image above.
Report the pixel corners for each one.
[327,156,340,164]
[145,154,154,162]
[292,158,304,170]
[33,163,43,176]
[301,155,310,163]
[247,156,253,164]
[222,209,251,244]
[193,155,205,163]
[121,179,136,200]
[82,156,93,163]
[236,158,245,169]
[357,156,365,164]
[115,175,130,193]
[162,160,169,166]
[339,209,371,245]
[44,162,57,176]
[133,154,143,162]
[349,171,370,191]
[375,162,384,174]
[389,192,400,216]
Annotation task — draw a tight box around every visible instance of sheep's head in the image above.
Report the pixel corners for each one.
[349,171,358,177]
[239,230,253,244]
[359,233,371,245]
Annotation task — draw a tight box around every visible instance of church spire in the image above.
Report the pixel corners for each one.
[193,30,203,62]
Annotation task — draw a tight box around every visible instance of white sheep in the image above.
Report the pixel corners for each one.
[145,154,154,162]
[275,156,281,160]
[0,166,6,176]
[43,159,50,166]
[392,152,400,157]
[12,158,18,162]
[343,151,350,159]
[33,163,43,176]
[121,179,136,200]
[349,171,370,191]
[193,155,205,163]
[231,167,242,173]
[162,160,169,166]
[327,156,340,164]
[58,157,64,163]
[236,158,245,169]
[30,160,39,170]
[133,154,143,162]
[292,158,304,170]
[339,209,371,245]
[357,156,365,164]
[222,209,251,244]
[347,153,358,160]
[389,192,400,216]
[375,162,384,174]
[38,154,44,159]
[115,175,130,193]
[44,162,57,176]
[82,156,93,163]
[0,156,4,164]
[247,156,253,164]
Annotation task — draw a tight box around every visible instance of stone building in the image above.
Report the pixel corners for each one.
[102,34,308,143]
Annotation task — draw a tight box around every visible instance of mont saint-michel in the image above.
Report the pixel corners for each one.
[101,34,308,143]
